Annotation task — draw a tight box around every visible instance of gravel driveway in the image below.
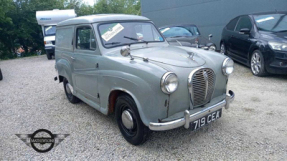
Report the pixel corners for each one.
[0,55,286,160]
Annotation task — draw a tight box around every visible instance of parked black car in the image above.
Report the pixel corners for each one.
[159,24,216,51]
[0,68,3,81]
[220,11,287,76]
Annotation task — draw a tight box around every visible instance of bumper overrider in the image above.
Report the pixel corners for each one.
[149,90,235,131]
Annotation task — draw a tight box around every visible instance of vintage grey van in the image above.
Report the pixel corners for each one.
[55,14,235,145]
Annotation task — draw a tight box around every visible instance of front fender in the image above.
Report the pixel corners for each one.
[99,70,169,126]
[97,55,170,126]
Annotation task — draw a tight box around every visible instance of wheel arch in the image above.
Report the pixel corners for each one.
[56,59,73,85]
[248,41,265,66]
[107,87,159,127]
[108,88,140,115]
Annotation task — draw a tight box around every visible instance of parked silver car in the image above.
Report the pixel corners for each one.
[55,14,235,145]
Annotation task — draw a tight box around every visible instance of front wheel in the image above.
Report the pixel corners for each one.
[46,53,52,60]
[250,50,267,77]
[115,94,150,145]
[63,78,80,103]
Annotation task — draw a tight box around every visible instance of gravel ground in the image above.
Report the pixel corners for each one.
[0,55,287,160]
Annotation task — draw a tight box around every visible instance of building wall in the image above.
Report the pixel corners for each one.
[141,0,287,48]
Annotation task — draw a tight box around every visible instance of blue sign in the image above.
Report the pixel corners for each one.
[40,18,52,20]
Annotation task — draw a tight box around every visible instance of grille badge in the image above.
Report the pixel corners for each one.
[203,71,209,100]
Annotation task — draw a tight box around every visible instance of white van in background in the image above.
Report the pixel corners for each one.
[36,9,76,60]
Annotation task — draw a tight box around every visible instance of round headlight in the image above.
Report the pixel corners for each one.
[161,72,178,94]
[222,58,234,75]
[208,45,216,51]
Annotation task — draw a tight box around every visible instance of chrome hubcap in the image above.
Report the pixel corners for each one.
[121,110,134,129]
[251,52,261,75]
[220,44,225,54]
[209,46,216,51]
[65,83,73,94]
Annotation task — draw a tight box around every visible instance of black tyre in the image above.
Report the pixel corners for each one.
[115,94,150,145]
[63,78,80,104]
[250,50,267,77]
[0,69,2,81]
[47,53,52,60]
[220,42,227,55]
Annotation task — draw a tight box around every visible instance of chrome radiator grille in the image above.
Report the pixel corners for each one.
[188,68,215,108]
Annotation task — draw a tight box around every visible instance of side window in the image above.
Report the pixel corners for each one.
[235,16,252,31]
[56,27,74,50]
[76,27,97,50]
[226,17,239,31]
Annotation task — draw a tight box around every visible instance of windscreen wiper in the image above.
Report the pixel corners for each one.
[105,42,121,45]
[123,36,148,45]
[169,35,191,38]
[274,30,287,33]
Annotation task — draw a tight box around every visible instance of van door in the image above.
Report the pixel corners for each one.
[72,25,100,104]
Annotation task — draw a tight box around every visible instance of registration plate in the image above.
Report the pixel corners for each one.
[191,109,222,131]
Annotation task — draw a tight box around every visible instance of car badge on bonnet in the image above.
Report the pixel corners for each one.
[187,52,195,60]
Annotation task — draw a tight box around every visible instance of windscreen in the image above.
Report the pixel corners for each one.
[160,26,200,38]
[44,25,56,36]
[98,22,164,48]
[254,13,287,32]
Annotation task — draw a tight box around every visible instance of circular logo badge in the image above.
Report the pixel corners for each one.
[30,129,55,153]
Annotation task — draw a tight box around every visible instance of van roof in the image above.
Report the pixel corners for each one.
[57,14,150,26]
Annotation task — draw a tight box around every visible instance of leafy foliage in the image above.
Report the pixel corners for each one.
[0,0,141,59]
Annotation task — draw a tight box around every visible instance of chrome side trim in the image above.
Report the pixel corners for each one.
[149,90,235,131]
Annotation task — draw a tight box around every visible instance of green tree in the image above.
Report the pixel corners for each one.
[0,0,141,59]
[94,0,141,15]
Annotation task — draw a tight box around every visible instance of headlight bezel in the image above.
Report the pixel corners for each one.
[160,72,179,94]
[268,41,287,51]
[222,58,234,75]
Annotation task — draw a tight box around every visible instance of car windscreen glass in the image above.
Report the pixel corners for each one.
[44,25,56,36]
[254,13,287,32]
[160,26,200,38]
[99,22,164,48]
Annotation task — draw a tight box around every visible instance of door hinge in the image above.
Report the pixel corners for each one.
[97,93,100,98]
[96,63,99,68]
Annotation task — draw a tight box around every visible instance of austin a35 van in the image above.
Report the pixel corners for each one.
[55,14,235,145]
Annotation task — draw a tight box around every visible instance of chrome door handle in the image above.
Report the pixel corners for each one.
[71,57,75,60]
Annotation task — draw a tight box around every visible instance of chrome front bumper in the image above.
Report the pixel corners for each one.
[149,90,235,131]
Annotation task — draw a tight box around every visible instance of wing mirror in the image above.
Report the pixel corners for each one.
[120,46,134,60]
[208,34,213,40]
[239,28,250,34]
